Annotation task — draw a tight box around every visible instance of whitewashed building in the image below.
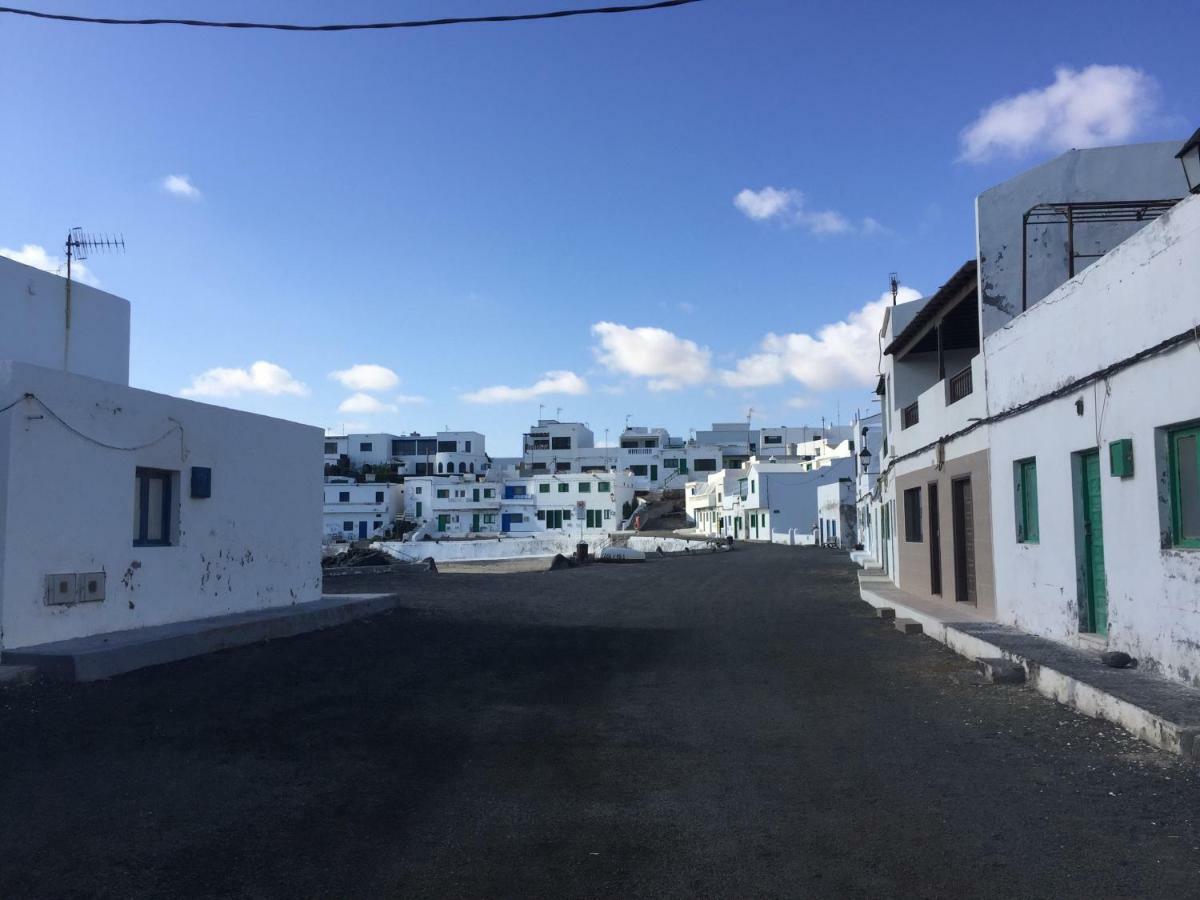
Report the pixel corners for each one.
[322,479,403,541]
[985,186,1200,685]
[327,430,489,478]
[402,475,502,535]
[503,471,635,536]
[817,478,856,548]
[521,420,611,475]
[0,256,321,653]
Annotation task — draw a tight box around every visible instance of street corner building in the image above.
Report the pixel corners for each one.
[0,255,323,659]
[861,137,1200,689]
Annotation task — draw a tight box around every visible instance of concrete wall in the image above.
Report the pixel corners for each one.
[985,192,1200,686]
[0,256,131,385]
[975,142,1186,338]
[0,361,322,650]
[895,447,996,618]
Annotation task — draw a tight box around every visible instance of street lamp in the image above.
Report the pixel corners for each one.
[859,445,872,475]
[1177,128,1200,195]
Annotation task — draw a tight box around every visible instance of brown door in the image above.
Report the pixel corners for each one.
[928,482,942,595]
[952,477,977,604]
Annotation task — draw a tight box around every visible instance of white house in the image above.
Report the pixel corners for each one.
[984,188,1200,686]
[322,479,403,541]
[0,256,321,654]
[402,475,502,535]
[508,471,635,536]
[327,430,489,479]
[521,420,611,476]
[817,479,856,548]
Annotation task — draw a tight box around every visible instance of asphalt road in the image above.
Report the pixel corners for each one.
[2,544,1198,898]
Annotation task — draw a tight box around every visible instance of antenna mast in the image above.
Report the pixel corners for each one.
[63,228,125,369]
[889,272,899,306]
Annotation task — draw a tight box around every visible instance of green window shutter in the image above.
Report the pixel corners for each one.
[579,482,591,493]
[558,482,569,493]
[1015,459,1039,543]
[1170,426,1200,548]
[539,483,550,493]
[598,481,610,492]
[1014,465,1024,542]
[1025,461,1039,542]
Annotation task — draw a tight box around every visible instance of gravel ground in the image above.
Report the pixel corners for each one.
[1,543,1198,898]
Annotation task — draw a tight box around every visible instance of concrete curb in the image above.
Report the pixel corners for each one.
[858,581,1200,763]
[2,593,399,682]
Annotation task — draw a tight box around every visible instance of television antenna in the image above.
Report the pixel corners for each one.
[889,272,899,305]
[63,227,124,369]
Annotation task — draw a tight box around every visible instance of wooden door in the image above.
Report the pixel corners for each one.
[952,478,977,604]
[928,482,942,595]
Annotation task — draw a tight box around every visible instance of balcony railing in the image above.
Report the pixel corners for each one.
[946,365,973,405]
[901,401,919,430]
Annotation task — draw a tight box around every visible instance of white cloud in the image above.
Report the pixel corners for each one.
[860,216,889,236]
[338,392,399,414]
[591,322,711,391]
[733,187,873,236]
[329,364,401,392]
[460,370,588,404]
[720,286,922,391]
[734,186,798,221]
[162,174,202,200]
[959,65,1157,163]
[0,243,100,286]
[180,361,309,398]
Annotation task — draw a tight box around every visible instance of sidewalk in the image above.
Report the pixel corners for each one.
[857,573,1200,762]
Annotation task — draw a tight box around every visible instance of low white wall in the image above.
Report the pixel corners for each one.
[626,536,714,554]
[770,530,816,546]
[379,532,615,563]
[0,361,322,650]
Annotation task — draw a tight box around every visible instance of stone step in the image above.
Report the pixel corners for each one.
[1,593,397,683]
[875,607,896,620]
[894,618,923,635]
[0,664,37,686]
[977,657,1026,685]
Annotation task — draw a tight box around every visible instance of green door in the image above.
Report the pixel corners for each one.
[471,513,480,532]
[650,464,658,482]
[1079,450,1108,636]
[437,514,449,532]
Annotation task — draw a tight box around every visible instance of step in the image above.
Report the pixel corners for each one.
[977,657,1027,685]
[894,618,923,635]
[1,593,397,682]
[0,664,37,686]
[875,607,896,620]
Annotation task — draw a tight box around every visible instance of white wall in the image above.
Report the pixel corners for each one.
[975,142,1187,337]
[0,361,322,650]
[986,192,1200,686]
[0,256,130,385]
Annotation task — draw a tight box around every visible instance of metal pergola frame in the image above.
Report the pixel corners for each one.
[1021,199,1181,311]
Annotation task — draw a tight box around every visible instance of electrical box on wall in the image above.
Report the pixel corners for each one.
[1109,438,1134,478]
[45,573,77,605]
[44,572,105,605]
[191,466,212,498]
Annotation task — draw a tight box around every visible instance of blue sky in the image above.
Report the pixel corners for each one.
[2,0,1194,454]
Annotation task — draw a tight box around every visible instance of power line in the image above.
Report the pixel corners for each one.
[0,1,703,31]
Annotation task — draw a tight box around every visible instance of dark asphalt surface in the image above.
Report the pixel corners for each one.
[2,544,1199,898]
